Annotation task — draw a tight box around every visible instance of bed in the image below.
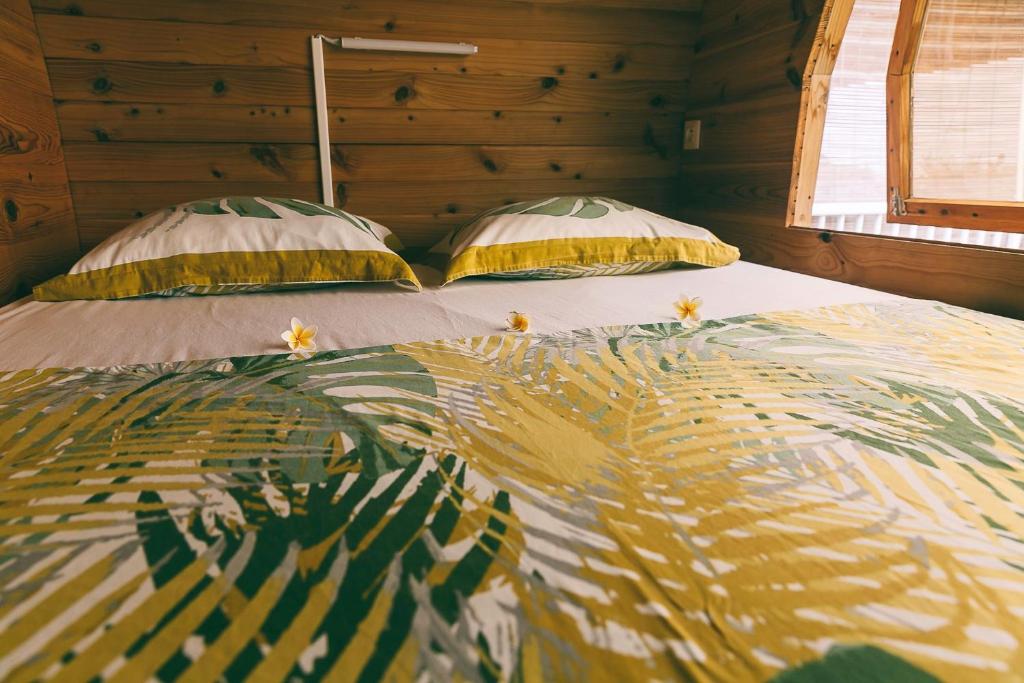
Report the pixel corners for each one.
[1,261,1022,682]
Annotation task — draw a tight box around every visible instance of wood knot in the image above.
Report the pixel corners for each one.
[250,144,286,177]
[785,66,802,89]
[86,42,101,52]
[612,55,626,73]
[91,76,111,94]
[481,157,498,173]
[3,199,18,223]
[212,79,227,94]
[540,76,558,90]
[446,204,458,214]
[0,126,19,154]
[384,20,396,32]
[549,162,562,172]
[394,85,412,102]
[643,122,668,160]
[818,231,832,243]
[649,94,666,108]
[91,128,110,142]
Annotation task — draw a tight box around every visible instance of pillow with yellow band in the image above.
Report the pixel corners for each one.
[428,196,740,284]
[34,196,421,300]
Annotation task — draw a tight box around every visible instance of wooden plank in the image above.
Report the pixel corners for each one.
[680,161,793,217]
[688,23,814,108]
[788,0,854,227]
[55,102,683,147]
[515,0,702,10]
[71,178,677,247]
[29,0,698,46]
[683,94,800,166]
[894,199,1024,233]
[63,143,678,183]
[35,15,694,82]
[683,208,1024,318]
[0,0,79,304]
[48,60,687,111]
[695,1,818,59]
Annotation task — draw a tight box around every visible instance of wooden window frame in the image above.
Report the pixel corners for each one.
[887,0,1024,233]
[787,0,856,229]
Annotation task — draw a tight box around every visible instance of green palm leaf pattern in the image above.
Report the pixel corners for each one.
[137,196,385,241]
[447,196,636,245]
[2,300,1024,681]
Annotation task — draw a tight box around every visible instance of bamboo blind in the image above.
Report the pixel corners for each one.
[811,0,1022,250]
[911,0,1024,202]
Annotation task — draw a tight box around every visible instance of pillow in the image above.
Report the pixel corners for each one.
[34,196,420,300]
[429,196,740,284]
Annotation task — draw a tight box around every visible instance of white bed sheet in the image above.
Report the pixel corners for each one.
[0,261,904,371]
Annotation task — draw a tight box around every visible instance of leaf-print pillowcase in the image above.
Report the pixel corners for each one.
[428,196,739,285]
[34,197,421,300]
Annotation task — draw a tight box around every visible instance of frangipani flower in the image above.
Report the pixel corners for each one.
[506,311,530,332]
[282,317,318,358]
[675,296,702,323]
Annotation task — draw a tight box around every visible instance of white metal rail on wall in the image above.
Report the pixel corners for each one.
[310,36,478,207]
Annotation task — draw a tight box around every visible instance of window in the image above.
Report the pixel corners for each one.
[789,0,1023,250]
[889,0,1024,231]
[909,0,1024,202]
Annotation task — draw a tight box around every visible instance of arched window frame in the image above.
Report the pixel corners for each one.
[787,0,1024,234]
[887,0,1024,232]
[787,0,856,229]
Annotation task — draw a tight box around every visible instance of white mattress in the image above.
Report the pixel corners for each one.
[0,261,904,371]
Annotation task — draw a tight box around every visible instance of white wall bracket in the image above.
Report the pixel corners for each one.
[310,35,478,206]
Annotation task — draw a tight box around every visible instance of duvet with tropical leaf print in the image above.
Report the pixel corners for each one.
[1,300,1023,682]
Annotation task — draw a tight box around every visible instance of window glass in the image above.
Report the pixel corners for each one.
[911,0,1024,201]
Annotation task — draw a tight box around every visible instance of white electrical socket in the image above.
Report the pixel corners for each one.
[683,120,701,150]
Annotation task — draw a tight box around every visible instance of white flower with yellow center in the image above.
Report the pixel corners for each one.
[281,317,318,359]
[506,311,530,332]
[674,295,702,324]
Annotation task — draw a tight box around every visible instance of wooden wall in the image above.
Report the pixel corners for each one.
[679,0,1024,318]
[27,0,701,254]
[0,0,78,304]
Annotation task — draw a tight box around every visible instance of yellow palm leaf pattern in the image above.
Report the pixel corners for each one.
[1,300,1022,681]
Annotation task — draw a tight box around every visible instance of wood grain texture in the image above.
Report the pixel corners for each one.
[679,0,1024,317]
[48,61,687,112]
[63,143,677,183]
[0,0,78,305]
[36,15,694,81]
[30,0,697,46]
[787,0,853,228]
[27,0,698,255]
[55,103,682,147]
